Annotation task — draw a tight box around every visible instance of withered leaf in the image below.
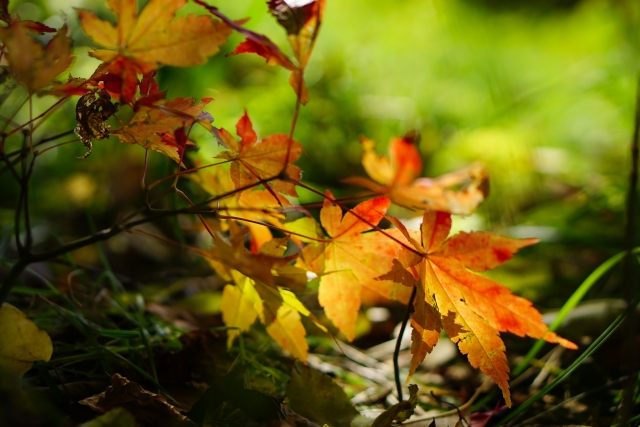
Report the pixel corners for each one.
[74,88,119,159]
[0,19,73,92]
[79,373,196,427]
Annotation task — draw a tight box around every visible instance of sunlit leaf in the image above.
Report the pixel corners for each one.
[215,111,302,197]
[302,192,413,340]
[77,0,230,102]
[388,211,577,407]
[344,134,489,215]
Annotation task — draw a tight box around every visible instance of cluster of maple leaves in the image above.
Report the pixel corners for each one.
[0,0,576,407]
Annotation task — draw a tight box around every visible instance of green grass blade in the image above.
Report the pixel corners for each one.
[497,312,625,426]
[94,329,140,339]
[512,249,637,378]
[473,248,638,412]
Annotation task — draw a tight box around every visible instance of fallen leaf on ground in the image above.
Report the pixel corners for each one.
[370,384,419,427]
[0,303,53,378]
[287,362,358,427]
[79,408,136,427]
[80,374,196,427]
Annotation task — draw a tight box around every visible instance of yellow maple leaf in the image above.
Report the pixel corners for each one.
[78,0,229,70]
[77,0,230,102]
[191,164,293,250]
[0,303,53,378]
[219,264,310,361]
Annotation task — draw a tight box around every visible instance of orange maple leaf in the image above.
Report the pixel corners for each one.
[215,111,302,198]
[112,97,213,163]
[191,163,293,250]
[301,192,414,341]
[389,211,577,407]
[77,0,230,102]
[0,19,72,93]
[343,133,490,215]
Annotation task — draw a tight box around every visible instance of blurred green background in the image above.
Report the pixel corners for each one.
[2,0,640,307]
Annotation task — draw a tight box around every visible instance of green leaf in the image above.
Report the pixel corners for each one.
[286,362,358,427]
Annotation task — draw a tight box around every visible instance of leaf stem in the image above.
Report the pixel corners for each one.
[394,285,417,402]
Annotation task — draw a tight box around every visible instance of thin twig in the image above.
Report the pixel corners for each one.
[395,285,417,402]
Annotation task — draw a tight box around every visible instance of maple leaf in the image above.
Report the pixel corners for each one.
[267,0,325,69]
[112,97,213,163]
[0,19,72,93]
[200,225,307,292]
[343,133,490,215]
[221,275,309,361]
[206,230,312,361]
[215,111,302,198]
[194,0,314,104]
[388,211,577,407]
[77,0,230,102]
[0,6,55,35]
[301,192,414,341]
[190,164,293,250]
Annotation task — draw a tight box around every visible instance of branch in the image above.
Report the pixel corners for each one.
[615,74,640,425]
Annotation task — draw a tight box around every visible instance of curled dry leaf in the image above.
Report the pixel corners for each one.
[267,0,325,68]
[0,303,53,378]
[74,88,119,159]
[387,211,577,407]
[0,19,72,92]
[343,134,490,215]
[79,373,196,427]
[371,384,419,427]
